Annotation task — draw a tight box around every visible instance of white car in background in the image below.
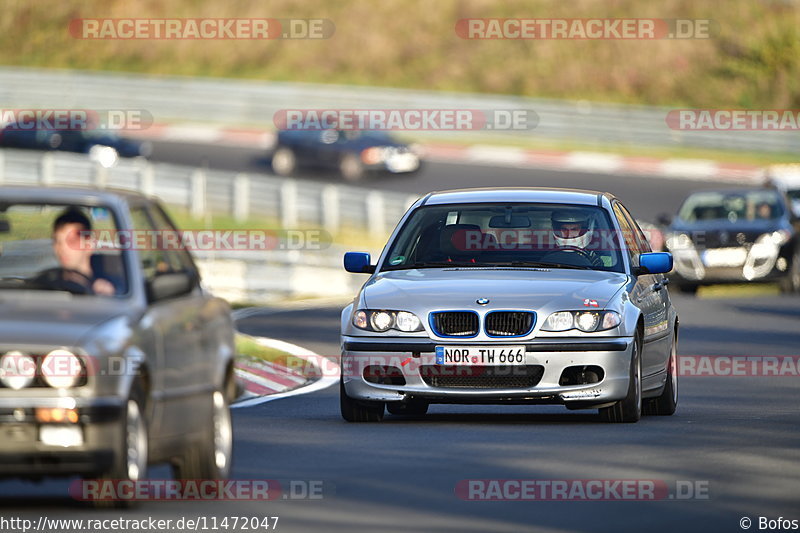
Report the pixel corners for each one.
[765,164,800,217]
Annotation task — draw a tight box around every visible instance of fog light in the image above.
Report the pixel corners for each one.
[40,425,83,447]
[36,408,79,424]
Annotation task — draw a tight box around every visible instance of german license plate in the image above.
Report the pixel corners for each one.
[702,247,747,267]
[435,346,526,366]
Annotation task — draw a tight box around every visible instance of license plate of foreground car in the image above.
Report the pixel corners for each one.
[435,345,526,365]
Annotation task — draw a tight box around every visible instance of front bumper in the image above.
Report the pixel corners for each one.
[0,396,124,478]
[341,337,633,408]
[670,243,793,285]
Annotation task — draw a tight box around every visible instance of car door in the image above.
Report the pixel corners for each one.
[316,129,346,168]
[129,205,205,442]
[613,202,668,380]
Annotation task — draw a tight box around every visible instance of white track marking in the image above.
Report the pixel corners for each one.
[232,336,339,409]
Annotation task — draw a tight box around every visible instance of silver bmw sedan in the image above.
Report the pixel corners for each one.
[340,188,678,423]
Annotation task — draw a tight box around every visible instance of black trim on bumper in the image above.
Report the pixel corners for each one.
[0,451,115,478]
[343,340,629,353]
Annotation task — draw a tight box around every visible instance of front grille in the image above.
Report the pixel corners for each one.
[485,311,534,337]
[430,311,479,337]
[420,365,544,389]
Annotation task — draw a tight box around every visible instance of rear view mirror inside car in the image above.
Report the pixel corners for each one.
[489,215,531,228]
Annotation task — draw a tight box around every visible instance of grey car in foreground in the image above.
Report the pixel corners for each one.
[0,186,236,495]
[341,188,678,423]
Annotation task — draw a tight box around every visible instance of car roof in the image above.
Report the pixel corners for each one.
[0,185,151,209]
[421,187,612,207]
[683,187,783,197]
[766,165,800,188]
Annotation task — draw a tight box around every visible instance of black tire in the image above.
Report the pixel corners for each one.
[599,335,642,423]
[271,146,297,176]
[339,153,365,182]
[93,380,149,508]
[779,251,800,294]
[172,389,233,480]
[387,400,429,416]
[644,331,678,416]
[340,375,384,422]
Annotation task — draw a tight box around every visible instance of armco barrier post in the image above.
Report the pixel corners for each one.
[190,168,207,218]
[93,162,108,189]
[39,152,54,185]
[321,184,340,234]
[139,162,155,196]
[280,179,298,228]
[233,174,250,222]
[366,190,386,240]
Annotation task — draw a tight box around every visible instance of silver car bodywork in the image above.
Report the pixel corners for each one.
[341,188,678,420]
[0,186,236,480]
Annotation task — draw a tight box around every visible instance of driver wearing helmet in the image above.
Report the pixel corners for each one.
[550,209,604,267]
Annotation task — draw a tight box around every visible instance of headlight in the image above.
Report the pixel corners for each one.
[395,311,422,332]
[369,311,393,332]
[41,349,83,389]
[353,309,424,332]
[575,312,599,332]
[0,351,36,390]
[756,230,791,247]
[542,311,573,331]
[361,147,388,164]
[541,311,621,332]
[666,232,693,251]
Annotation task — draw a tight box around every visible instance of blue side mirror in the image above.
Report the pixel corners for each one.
[638,252,673,274]
[344,252,374,274]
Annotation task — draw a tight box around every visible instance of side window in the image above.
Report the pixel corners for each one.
[129,206,192,285]
[618,204,652,253]
[146,204,198,275]
[613,203,640,267]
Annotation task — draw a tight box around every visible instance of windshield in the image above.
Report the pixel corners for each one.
[382,203,625,273]
[0,203,128,296]
[678,190,785,223]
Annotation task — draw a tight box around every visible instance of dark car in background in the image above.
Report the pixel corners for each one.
[271,129,421,182]
[0,122,152,167]
[662,188,800,294]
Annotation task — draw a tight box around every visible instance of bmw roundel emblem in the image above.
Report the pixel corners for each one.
[476,298,490,305]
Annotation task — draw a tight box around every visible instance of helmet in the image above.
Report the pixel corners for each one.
[551,210,594,249]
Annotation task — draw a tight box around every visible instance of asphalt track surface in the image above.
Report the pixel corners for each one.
[1,141,798,533]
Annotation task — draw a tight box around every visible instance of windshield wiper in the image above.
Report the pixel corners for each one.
[413,261,486,268]
[502,261,592,270]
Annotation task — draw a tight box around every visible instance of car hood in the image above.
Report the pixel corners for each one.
[0,295,134,348]
[669,219,789,247]
[361,268,628,313]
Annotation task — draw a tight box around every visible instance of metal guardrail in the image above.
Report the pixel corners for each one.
[0,148,410,301]
[1,67,798,154]
[0,149,418,236]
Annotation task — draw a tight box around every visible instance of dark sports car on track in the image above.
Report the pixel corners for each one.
[271,129,421,182]
[662,188,800,294]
